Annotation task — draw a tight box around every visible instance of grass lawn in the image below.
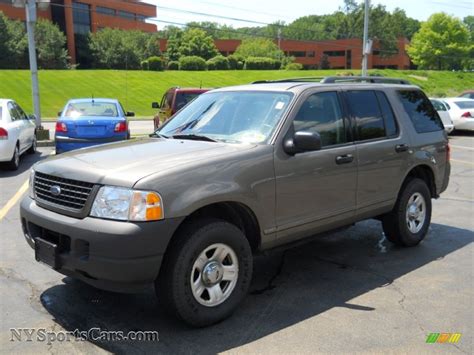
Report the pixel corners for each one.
[0,69,472,119]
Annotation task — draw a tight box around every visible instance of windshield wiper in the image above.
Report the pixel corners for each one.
[149,132,169,139]
[172,134,217,142]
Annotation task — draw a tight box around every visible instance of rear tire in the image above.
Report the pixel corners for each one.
[156,218,253,327]
[382,178,432,247]
[7,144,20,170]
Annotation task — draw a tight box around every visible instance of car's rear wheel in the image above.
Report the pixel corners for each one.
[7,144,20,170]
[27,135,37,154]
[156,218,253,327]
[382,178,432,247]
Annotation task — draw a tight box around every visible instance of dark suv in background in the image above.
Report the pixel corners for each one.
[21,77,450,327]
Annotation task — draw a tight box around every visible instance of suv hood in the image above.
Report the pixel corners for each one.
[35,138,256,187]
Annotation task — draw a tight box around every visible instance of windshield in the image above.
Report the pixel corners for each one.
[454,101,474,109]
[157,91,293,144]
[64,101,118,118]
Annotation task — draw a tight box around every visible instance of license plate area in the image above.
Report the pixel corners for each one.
[35,237,60,269]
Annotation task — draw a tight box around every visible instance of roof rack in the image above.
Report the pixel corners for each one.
[252,76,410,85]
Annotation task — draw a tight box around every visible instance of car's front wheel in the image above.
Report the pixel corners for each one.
[157,219,253,327]
[382,178,432,246]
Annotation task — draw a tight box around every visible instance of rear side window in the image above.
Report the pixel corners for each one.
[346,90,385,140]
[398,90,443,133]
[375,92,398,137]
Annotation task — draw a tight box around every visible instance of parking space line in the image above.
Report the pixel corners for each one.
[0,180,28,221]
[450,159,474,166]
[450,145,474,151]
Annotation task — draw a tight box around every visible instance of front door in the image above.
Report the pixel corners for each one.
[274,90,357,241]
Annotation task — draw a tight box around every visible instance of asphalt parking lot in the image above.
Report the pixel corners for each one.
[0,134,472,354]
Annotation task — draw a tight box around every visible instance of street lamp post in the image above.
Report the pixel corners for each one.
[12,0,50,128]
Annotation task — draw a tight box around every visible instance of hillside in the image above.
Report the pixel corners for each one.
[1,70,472,118]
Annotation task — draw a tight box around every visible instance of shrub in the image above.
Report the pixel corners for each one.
[147,56,163,71]
[228,54,244,70]
[285,63,303,70]
[179,55,207,70]
[141,60,149,70]
[245,57,281,70]
[206,55,229,70]
[167,60,179,70]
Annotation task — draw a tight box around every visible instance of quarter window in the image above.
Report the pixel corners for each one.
[375,91,398,137]
[398,90,443,133]
[293,91,346,147]
[346,90,385,140]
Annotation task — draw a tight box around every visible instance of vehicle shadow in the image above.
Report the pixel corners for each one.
[0,150,50,177]
[40,221,473,354]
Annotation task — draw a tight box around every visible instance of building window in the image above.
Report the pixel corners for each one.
[307,51,315,57]
[323,50,345,57]
[96,6,115,16]
[289,51,306,57]
[72,2,91,34]
[136,14,146,22]
[118,10,135,20]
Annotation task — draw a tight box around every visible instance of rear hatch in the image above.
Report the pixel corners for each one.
[59,117,125,139]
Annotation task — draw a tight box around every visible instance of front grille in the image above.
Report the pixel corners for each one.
[34,172,94,211]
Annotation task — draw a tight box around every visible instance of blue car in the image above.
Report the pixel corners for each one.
[55,98,133,154]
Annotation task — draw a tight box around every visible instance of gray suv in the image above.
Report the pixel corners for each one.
[20,77,450,327]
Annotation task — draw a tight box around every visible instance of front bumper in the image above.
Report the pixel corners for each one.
[55,135,126,153]
[20,196,183,293]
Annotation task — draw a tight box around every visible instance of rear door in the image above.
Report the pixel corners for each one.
[344,90,410,213]
[274,89,357,241]
[6,102,24,151]
[14,102,35,149]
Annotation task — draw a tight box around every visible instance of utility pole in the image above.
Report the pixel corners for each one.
[12,0,50,128]
[277,27,282,62]
[361,0,370,76]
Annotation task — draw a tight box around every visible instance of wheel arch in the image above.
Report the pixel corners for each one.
[401,164,437,198]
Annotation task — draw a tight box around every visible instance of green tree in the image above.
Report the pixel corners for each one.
[34,19,68,69]
[179,28,218,60]
[464,16,474,40]
[407,13,472,70]
[165,29,183,61]
[234,38,283,60]
[0,13,10,68]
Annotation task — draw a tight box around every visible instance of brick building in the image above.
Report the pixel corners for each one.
[0,0,157,66]
[160,37,411,70]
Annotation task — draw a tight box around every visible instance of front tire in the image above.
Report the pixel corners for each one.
[156,219,253,327]
[382,178,432,247]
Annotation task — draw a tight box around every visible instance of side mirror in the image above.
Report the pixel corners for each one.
[28,114,36,121]
[57,111,62,117]
[283,131,322,155]
[151,102,160,109]
[126,111,135,117]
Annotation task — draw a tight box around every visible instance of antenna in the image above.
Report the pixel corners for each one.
[200,80,202,89]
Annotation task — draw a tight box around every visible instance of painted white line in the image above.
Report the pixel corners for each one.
[0,180,29,221]
[450,145,474,151]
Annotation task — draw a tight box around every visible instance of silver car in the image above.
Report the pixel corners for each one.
[0,99,37,170]
[430,98,454,134]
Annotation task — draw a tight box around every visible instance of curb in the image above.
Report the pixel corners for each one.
[37,140,55,147]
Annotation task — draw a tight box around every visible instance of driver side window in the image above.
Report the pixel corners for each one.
[293,91,346,147]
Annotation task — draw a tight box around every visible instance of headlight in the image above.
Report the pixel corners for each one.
[90,186,163,221]
[28,170,35,199]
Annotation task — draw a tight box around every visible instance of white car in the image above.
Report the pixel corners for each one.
[0,99,37,170]
[443,98,474,131]
[430,98,454,134]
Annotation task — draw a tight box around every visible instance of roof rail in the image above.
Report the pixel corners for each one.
[320,76,410,84]
[252,76,410,85]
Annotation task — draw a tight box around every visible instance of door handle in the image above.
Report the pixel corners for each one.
[336,154,354,165]
[395,144,409,153]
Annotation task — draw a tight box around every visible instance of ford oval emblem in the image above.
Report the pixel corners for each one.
[50,185,61,196]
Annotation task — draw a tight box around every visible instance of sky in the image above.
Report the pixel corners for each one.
[145,0,473,29]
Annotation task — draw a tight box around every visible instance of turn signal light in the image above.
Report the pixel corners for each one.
[55,122,68,133]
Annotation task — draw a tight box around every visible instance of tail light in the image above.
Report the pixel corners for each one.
[55,122,68,133]
[446,142,451,162]
[0,127,8,140]
[461,112,472,118]
[114,121,127,133]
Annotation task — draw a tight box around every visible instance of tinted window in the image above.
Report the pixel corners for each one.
[346,90,385,140]
[376,92,398,137]
[454,101,474,109]
[14,103,28,120]
[293,91,346,147]
[398,90,443,133]
[175,93,200,111]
